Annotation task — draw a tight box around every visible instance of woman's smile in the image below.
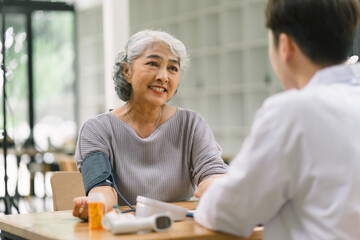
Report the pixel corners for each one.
[149,85,167,94]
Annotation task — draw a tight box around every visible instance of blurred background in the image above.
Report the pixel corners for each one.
[1,0,359,214]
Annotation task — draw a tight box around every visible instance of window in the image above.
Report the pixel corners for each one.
[1,0,76,207]
[1,0,76,152]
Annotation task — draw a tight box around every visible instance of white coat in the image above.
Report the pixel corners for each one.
[194,63,360,240]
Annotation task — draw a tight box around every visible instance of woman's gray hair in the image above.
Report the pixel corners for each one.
[113,30,190,101]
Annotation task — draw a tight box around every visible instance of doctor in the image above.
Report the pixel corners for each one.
[194,0,360,239]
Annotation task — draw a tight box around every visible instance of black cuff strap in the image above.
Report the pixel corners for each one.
[81,152,112,195]
[80,152,135,211]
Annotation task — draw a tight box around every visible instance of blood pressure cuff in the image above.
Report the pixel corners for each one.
[80,152,119,196]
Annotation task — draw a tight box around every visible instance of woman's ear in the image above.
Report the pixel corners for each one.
[121,63,131,83]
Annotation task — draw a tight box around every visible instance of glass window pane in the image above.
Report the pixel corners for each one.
[32,11,76,152]
[1,13,30,147]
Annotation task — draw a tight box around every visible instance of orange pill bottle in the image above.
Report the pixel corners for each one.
[88,192,105,230]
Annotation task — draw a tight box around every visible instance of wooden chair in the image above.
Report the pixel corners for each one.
[50,171,85,211]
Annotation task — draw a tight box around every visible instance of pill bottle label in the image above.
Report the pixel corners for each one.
[89,202,105,230]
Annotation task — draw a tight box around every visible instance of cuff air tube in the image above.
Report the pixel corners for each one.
[81,152,135,212]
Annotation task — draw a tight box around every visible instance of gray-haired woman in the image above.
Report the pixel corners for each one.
[72,30,228,220]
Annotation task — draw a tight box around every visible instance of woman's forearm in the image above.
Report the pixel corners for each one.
[90,186,118,212]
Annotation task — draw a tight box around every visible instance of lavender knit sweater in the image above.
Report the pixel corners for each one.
[75,107,228,205]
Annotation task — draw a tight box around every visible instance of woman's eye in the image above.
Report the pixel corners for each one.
[168,66,178,72]
[147,61,159,67]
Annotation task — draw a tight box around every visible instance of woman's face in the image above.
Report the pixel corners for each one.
[124,43,180,107]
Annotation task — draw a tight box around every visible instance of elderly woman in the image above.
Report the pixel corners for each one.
[73,30,228,220]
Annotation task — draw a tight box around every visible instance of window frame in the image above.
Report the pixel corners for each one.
[0,0,76,147]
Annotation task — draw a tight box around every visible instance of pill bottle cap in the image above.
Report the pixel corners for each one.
[88,192,105,203]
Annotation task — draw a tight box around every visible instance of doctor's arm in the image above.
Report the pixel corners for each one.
[194,103,299,237]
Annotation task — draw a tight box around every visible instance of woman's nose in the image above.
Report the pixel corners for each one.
[156,68,169,82]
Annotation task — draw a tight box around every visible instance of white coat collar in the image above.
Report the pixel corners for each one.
[305,63,360,89]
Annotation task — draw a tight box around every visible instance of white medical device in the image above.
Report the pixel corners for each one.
[136,196,188,221]
[102,211,173,234]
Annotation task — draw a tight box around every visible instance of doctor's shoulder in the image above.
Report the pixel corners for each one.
[255,89,315,123]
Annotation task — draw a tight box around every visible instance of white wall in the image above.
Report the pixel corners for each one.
[76,3,104,126]
[75,0,129,126]
[102,0,129,109]
[74,0,102,11]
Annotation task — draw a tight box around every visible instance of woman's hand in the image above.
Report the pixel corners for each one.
[73,196,89,220]
[73,186,118,220]
[194,174,226,199]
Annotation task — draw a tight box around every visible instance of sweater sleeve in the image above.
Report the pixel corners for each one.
[190,113,229,185]
[75,118,111,170]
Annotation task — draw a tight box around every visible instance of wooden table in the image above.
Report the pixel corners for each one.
[0,201,262,240]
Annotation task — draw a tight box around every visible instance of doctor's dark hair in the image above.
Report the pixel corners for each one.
[266,0,360,65]
[113,30,189,101]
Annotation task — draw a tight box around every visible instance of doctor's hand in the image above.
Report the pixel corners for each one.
[73,196,89,220]
[194,174,226,199]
